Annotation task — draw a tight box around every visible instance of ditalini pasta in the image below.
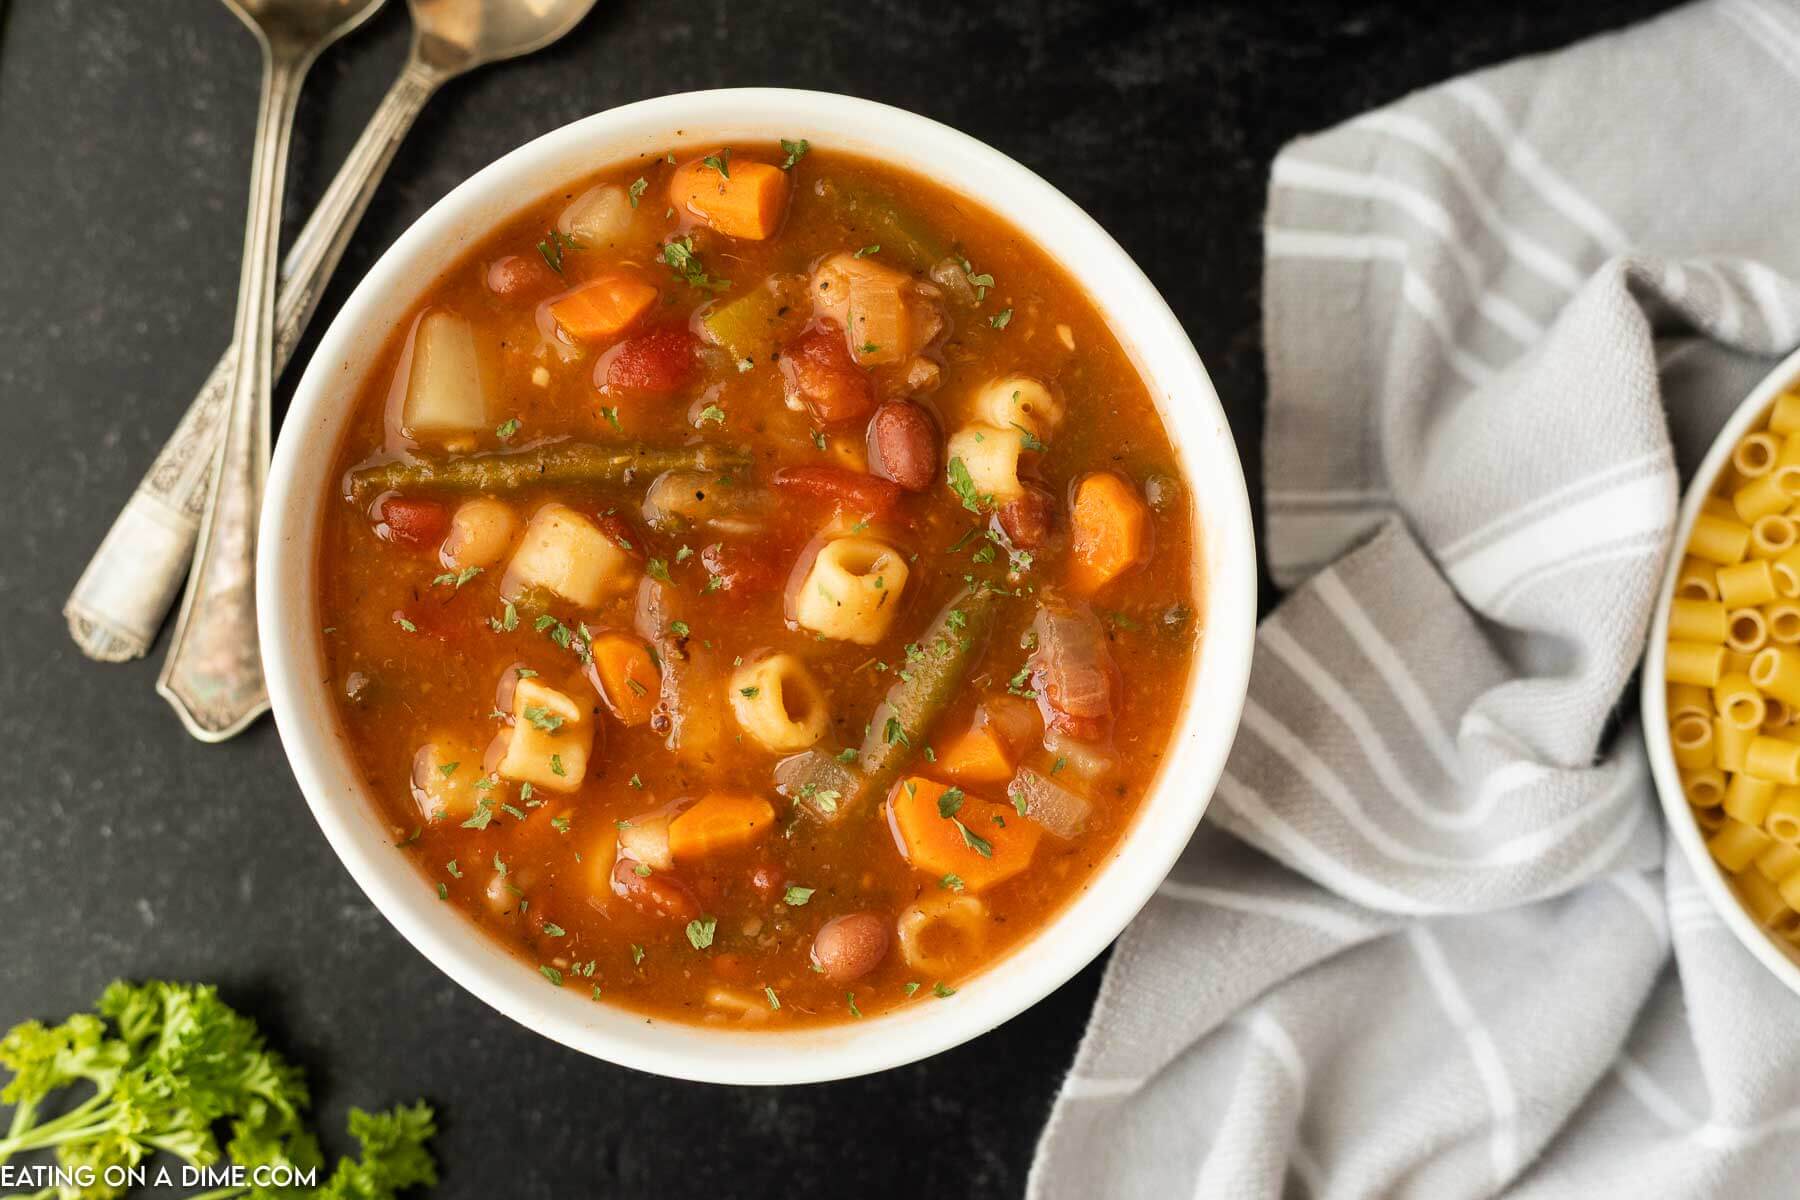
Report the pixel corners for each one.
[1666,386,1800,943]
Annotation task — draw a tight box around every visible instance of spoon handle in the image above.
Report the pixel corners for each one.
[154,48,306,742]
[63,57,442,663]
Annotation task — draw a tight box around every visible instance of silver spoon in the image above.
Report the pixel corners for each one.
[65,0,599,669]
[155,0,387,742]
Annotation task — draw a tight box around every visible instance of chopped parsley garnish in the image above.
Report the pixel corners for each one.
[631,944,646,965]
[846,993,863,1019]
[904,981,922,997]
[600,405,622,432]
[551,754,566,777]
[954,818,993,858]
[739,685,760,699]
[523,705,565,733]
[1051,756,1068,775]
[884,717,910,747]
[647,557,673,584]
[661,235,730,291]
[783,885,814,907]
[854,244,880,258]
[696,404,727,425]
[628,176,648,207]
[946,457,988,514]
[538,965,564,987]
[937,787,965,819]
[836,747,859,764]
[438,761,460,777]
[551,815,571,833]
[686,916,718,950]
[933,982,957,998]
[460,798,495,830]
[811,429,827,451]
[764,986,780,1010]
[431,566,483,590]
[780,138,809,169]
[989,307,1013,329]
[394,615,417,634]
[702,148,732,178]
[1011,420,1048,453]
[536,229,582,275]
[495,417,521,441]
[940,873,964,892]
[489,599,520,633]
[446,859,462,878]
[542,922,566,938]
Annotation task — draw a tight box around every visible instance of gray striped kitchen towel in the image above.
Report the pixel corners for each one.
[1029,2,1800,1196]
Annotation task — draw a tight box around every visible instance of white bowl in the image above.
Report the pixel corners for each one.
[1644,343,1800,996]
[259,88,1257,1082]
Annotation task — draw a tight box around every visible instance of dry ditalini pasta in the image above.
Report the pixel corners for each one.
[1669,388,1800,934]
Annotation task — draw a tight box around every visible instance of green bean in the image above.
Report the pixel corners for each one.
[349,441,752,498]
[775,586,1000,821]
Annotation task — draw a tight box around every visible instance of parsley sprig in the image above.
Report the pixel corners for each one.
[0,980,437,1198]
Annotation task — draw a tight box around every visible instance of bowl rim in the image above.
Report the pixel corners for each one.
[1642,342,1800,996]
[258,86,1258,1082]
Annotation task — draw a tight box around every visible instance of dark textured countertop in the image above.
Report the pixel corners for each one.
[0,1,1677,1195]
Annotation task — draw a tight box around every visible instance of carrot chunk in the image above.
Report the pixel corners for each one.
[668,792,777,860]
[586,632,660,726]
[670,155,789,240]
[934,723,1015,786]
[887,776,1040,893]
[1067,471,1150,596]
[549,273,659,342]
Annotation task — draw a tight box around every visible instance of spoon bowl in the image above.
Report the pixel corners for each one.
[412,0,598,72]
[221,0,386,59]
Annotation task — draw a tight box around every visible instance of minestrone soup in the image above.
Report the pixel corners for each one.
[317,141,1203,1026]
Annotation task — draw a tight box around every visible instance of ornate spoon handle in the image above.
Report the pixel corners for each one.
[64,59,440,663]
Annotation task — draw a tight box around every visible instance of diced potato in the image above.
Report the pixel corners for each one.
[503,503,637,609]
[557,184,634,245]
[973,376,1063,441]
[410,739,484,822]
[618,805,676,871]
[442,498,520,570]
[730,653,829,752]
[946,423,1026,504]
[402,310,490,446]
[496,677,594,792]
[792,536,908,645]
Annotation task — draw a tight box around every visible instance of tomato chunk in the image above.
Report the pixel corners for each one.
[376,496,449,548]
[781,324,874,424]
[770,466,902,517]
[605,328,700,394]
[700,541,780,593]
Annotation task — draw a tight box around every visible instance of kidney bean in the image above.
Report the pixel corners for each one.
[375,495,449,548]
[997,484,1056,549]
[867,401,938,492]
[611,858,700,921]
[809,912,890,983]
[781,324,874,425]
[486,253,557,298]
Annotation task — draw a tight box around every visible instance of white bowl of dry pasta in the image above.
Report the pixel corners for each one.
[1646,344,1800,994]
